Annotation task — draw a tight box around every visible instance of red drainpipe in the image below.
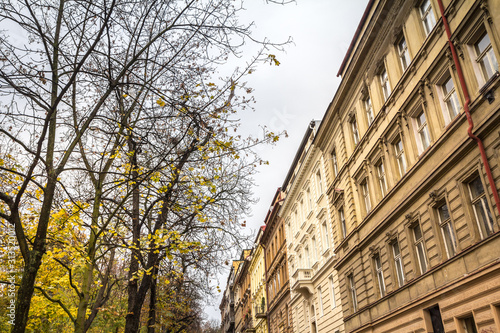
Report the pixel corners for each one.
[436,0,500,216]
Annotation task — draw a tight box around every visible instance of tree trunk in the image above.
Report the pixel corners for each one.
[147,267,158,333]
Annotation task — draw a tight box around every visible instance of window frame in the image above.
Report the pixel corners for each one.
[419,0,436,37]
[411,222,428,275]
[328,275,337,310]
[348,273,358,312]
[391,240,405,287]
[397,35,412,72]
[435,201,458,259]
[437,72,461,125]
[413,108,431,154]
[376,161,388,197]
[373,253,386,298]
[380,67,391,102]
[467,174,495,239]
[351,117,360,146]
[393,135,407,179]
[364,96,374,126]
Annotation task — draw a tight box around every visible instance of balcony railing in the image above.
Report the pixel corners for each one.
[291,268,314,298]
[254,304,266,318]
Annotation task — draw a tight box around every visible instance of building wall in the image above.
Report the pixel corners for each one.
[262,190,291,333]
[250,233,268,333]
[314,0,500,332]
[280,123,345,333]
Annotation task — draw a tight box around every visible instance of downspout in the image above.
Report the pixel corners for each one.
[437,0,500,216]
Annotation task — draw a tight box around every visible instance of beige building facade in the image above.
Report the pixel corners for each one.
[249,227,268,333]
[281,121,345,333]
[313,0,500,332]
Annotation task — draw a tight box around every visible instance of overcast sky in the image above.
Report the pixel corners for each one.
[204,0,368,321]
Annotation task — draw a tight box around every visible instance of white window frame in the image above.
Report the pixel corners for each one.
[328,276,337,309]
[348,274,358,312]
[351,118,360,145]
[322,221,330,251]
[394,137,407,178]
[380,68,391,101]
[437,202,458,259]
[398,36,411,72]
[374,254,386,297]
[316,170,323,196]
[468,176,495,239]
[413,109,431,153]
[412,223,428,274]
[392,241,405,287]
[420,0,436,36]
[332,150,339,177]
[439,74,461,124]
[474,31,499,82]
[339,207,347,239]
[317,286,324,316]
[377,162,387,197]
[361,180,372,213]
[365,96,374,125]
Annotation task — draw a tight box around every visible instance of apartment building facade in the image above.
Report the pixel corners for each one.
[249,227,268,333]
[234,249,254,333]
[280,121,345,333]
[221,260,243,333]
[313,0,500,332]
[261,189,291,333]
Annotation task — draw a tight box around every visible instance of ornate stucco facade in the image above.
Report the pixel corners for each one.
[314,0,500,332]
[249,227,268,333]
[261,189,291,333]
[222,1,500,333]
[280,121,345,333]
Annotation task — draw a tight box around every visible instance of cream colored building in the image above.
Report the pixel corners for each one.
[281,121,344,333]
[312,0,500,332]
[249,227,268,333]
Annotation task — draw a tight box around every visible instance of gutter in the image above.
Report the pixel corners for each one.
[436,0,500,216]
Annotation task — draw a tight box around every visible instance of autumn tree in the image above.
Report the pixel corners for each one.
[0,0,287,332]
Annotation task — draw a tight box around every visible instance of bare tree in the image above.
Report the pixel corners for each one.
[0,0,288,332]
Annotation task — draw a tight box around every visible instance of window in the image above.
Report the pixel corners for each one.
[298,253,303,268]
[462,316,478,333]
[328,276,337,309]
[412,223,428,274]
[474,31,498,82]
[377,162,388,197]
[365,97,374,125]
[392,241,405,287]
[468,176,494,238]
[420,0,436,36]
[372,254,386,297]
[317,287,324,316]
[361,180,371,213]
[311,236,317,264]
[348,274,358,312]
[414,110,431,152]
[437,203,458,258]
[332,150,339,177]
[316,170,323,195]
[305,246,311,268]
[427,305,445,333]
[398,36,411,71]
[322,222,330,250]
[351,118,360,145]
[393,137,407,178]
[380,68,391,101]
[440,74,461,123]
[339,207,347,239]
[306,187,312,213]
